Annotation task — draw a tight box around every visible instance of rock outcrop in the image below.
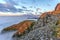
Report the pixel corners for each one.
[12,20,35,37]
[2,20,35,33]
[55,3,60,11]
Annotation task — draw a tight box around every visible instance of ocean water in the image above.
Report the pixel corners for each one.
[0,16,37,40]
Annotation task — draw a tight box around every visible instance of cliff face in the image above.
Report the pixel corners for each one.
[33,3,60,40]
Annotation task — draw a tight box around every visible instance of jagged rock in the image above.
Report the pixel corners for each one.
[1,20,35,33]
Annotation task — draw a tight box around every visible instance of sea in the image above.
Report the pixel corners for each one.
[0,16,37,40]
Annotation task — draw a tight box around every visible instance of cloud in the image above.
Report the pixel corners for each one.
[47,3,51,6]
[4,0,18,5]
[0,12,27,16]
[0,3,34,13]
[0,3,24,12]
[0,0,35,13]
[22,6,27,9]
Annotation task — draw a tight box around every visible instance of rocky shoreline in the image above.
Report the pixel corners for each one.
[1,3,60,40]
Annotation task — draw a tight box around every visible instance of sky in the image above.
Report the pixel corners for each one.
[0,0,60,15]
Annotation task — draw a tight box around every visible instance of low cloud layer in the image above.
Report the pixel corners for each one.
[0,0,59,14]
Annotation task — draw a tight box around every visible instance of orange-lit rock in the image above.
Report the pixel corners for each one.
[2,24,18,32]
[55,3,60,11]
[40,3,60,18]
[2,20,35,33]
[12,20,35,37]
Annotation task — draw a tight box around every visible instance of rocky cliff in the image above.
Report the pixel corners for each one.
[2,20,35,33]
